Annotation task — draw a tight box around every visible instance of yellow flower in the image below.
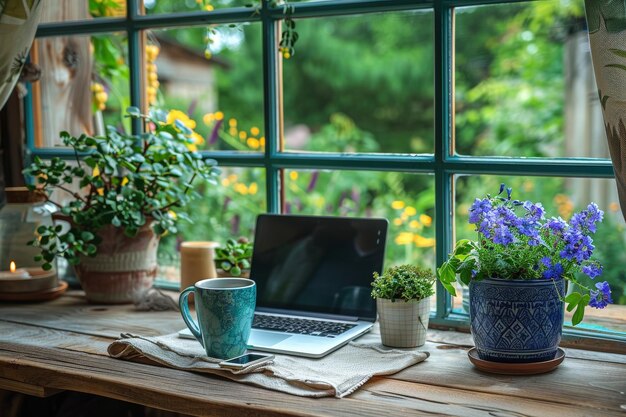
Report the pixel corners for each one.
[204,4,214,11]
[191,132,205,145]
[395,232,414,245]
[92,166,100,177]
[249,182,258,195]
[166,110,196,130]
[229,128,238,136]
[203,113,215,125]
[250,127,260,136]
[234,183,249,195]
[393,218,402,226]
[609,202,620,212]
[391,200,405,210]
[414,235,435,248]
[409,220,420,229]
[228,118,237,128]
[214,111,224,120]
[168,210,177,220]
[239,131,247,140]
[247,138,260,149]
[404,206,417,216]
[289,171,298,181]
[121,177,129,186]
[419,214,432,227]
[259,137,265,147]
[221,178,231,187]
[227,174,238,182]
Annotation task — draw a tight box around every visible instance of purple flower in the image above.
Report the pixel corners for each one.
[469,198,492,224]
[589,281,613,309]
[493,225,515,245]
[306,171,319,192]
[541,258,564,279]
[517,218,539,239]
[209,118,223,145]
[545,217,567,234]
[582,263,602,279]
[571,202,604,233]
[523,201,545,221]
[498,183,505,195]
[560,229,594,263]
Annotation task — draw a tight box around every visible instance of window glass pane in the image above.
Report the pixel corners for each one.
[455,1,608,159]
[39,0,122,23]
[143,0,245,15]
[32,33,130,147]
[158,167,266,285]
[455,175,626,334]
[284,169,436,270]
[147,24,263,152]
[282,11,434,154]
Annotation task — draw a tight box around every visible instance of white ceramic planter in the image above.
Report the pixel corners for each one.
[377,297,430,348]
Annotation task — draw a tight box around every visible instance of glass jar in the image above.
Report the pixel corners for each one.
[0,187,56,273]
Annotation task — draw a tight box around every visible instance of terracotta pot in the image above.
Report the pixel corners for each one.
[74,223,159,304]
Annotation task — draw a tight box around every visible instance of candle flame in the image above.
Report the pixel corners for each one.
[10,261,16,273]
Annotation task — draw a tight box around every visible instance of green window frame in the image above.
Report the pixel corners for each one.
[25,0,623,346]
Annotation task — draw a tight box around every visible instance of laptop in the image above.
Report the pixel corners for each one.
[180,214,388,358]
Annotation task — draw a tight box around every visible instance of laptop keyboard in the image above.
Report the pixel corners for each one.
[252,314,357,338]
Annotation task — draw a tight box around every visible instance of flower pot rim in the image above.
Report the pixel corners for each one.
[376,296,431,303]
[474,276,564,284]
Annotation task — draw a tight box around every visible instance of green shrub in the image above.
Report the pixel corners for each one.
[371,264,435,302]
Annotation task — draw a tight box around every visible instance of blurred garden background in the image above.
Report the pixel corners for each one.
[33,0,626,324]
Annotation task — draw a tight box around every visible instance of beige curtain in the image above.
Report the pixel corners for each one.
[585,0,626,221]
[0,0,43,109]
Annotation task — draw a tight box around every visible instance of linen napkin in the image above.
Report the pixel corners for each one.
[107,330,428,398]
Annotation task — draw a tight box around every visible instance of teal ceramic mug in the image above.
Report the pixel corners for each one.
[179,278,256,359]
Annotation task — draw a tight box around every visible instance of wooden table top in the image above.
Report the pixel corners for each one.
[0,291,625,417]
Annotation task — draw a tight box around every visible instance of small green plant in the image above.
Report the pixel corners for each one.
[371,264,435,302]
[214,238,253,276]
[23,107,220,270]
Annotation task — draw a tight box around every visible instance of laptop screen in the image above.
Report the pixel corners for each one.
[250,214,387,321]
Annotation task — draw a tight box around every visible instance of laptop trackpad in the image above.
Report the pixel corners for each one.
[248,331,291,347]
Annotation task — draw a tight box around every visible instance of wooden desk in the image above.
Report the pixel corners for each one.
[0,291,625,417]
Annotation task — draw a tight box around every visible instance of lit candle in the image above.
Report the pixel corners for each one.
[0,261,32,280]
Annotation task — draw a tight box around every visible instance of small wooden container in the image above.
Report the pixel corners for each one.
[0,268,58,293]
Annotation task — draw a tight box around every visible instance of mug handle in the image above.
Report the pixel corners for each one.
[179,286,203,345]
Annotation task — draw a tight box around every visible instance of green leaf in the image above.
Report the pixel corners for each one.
[564,292,582,305]
[231,266,242,276]
[127,106,141,117]
[81,231,95,242]
[221,262,231,271]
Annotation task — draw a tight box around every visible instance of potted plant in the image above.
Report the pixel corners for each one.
[214,238,253,277]
[438,184,611,363]
[23,107,220,303]
[371,264,435,348]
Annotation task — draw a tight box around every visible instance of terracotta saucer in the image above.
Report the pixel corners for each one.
[0,281,68,302]
[468,347,565,375]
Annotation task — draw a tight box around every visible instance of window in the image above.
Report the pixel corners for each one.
[26,0,625,342]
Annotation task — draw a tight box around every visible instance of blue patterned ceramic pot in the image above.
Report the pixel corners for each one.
[469,277,565,363]
[179,278,256,359]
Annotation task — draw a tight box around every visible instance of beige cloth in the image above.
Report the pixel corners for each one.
[108,330,428,398]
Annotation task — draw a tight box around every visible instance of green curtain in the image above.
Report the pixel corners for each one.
[585,0,626,221]
[0,0,43,108]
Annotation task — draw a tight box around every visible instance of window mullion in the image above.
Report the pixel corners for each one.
[261,0,281,214]
[127,0,142,135]
[434,1,455,320]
